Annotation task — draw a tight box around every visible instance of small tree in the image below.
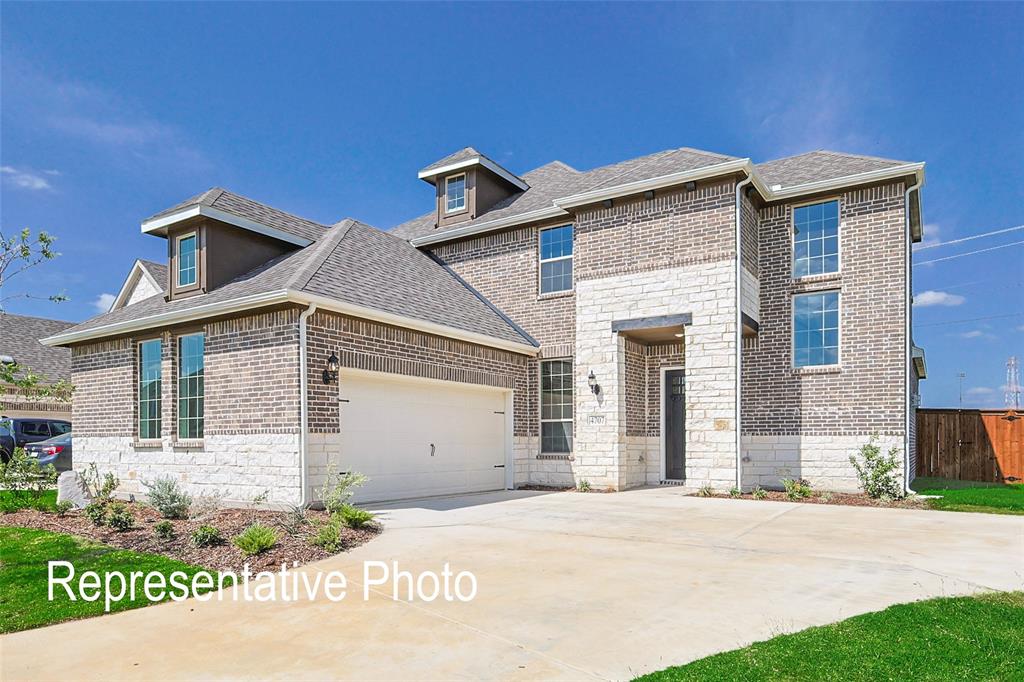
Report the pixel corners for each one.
[849,438,904,499]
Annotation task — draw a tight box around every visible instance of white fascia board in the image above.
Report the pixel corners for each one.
[140,206,313,247]
[553,159,754,210]
[409,206,568,247]
[40,290,292,347]
[418,157,529,192]
[288,290,539,356]
[109,261,145,311]
[765,163,925,201]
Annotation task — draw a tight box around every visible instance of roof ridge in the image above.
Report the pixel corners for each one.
[288,221,356,291]
[813,149,911,164]
[0,311,77,325]
[580,148,679,191]
[213,188,330,228]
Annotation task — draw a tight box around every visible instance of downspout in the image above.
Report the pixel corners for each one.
[735,175,753,491]
[903,178,923,496]
[298,302,318,506]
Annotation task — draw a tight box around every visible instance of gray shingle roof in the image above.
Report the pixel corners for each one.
[146,188,327,243]
[754,150,909,189]
[138,260,167,293]
[420,147,483,174]
[0,313,75,382]
[392,147,740,241]
[50,205,534,348]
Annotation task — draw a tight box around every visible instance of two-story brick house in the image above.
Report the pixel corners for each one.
[43,146,925,504]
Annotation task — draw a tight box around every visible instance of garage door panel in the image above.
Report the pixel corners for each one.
[338,372,507,503]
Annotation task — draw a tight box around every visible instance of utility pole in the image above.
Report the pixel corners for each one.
[958,372,967,409]
[1007,356,1021,410]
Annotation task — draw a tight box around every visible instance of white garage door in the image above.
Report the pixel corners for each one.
[338,371,509,503]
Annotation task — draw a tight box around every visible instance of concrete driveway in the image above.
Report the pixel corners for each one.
[3,487,1022,681]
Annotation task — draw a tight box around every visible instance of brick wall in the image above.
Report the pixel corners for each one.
[71,338,134,437]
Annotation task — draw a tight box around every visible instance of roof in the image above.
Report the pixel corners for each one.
[420,147,485,175]
[46,205,535,351]
[418,146,529,191]
[139,260,167,288]
[143,187,327,243]
[392,147,919,244]
[0,313,75,382]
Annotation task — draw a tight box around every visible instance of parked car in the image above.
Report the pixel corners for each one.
[0,419,14,462]
[24,432,73,472]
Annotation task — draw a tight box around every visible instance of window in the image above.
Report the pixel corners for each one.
[540,359,573,453]
[794,292,840,367]
[177,233,197,287]
[539,225,573,294]
[445,174,466,213]
[793,200,839,277]
[177,333,204,439]
[138,339,162,439]
[21,422,48,437]
[49,421,72,436]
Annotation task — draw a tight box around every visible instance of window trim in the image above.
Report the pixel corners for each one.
[791,290,841,369]
[175,231,199,289]
[137,337,163,440]
[444,173,467,215]
[537,224,574,296]
[539,357,574,455]
[791,197,841,280]
[176,331,205,440]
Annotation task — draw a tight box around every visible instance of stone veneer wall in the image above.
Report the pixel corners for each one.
[740,182,909,490]
[70,309,304,505]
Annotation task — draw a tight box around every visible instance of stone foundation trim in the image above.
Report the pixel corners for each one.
[611,313,693,333]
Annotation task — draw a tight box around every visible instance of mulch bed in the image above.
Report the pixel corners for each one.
[0,503,381,573]
[702,489,929,509]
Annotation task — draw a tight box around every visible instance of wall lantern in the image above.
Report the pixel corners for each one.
[323,352,340,385]
[588,370,601,396]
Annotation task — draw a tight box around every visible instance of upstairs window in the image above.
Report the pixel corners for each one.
[138,339,162,439]
[177,333,205,439]
[445,174,466,213]
[541,359,573,453]
[539,225,573,294]
[177,233,197,287]
[793,291,840,367]
[793,200,839,277]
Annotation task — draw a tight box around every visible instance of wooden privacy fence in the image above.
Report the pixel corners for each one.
[916,409,1023,483]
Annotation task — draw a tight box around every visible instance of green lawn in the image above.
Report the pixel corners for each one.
[636,592,1024,681]
[0,526,220,633]
[0,488,58,513]
[911,478,1024,515]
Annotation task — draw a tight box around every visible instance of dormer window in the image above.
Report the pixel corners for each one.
[445,174,466,213]
[176,233,197,287]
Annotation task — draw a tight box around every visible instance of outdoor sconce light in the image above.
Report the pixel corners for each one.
[323,352,340,385]
[588,370,601,396]
[684,180,697,191]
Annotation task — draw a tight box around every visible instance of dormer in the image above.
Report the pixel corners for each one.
[140,188,325,301]
[418,148,529,229]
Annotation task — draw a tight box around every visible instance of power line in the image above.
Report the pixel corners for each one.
[915,240,1024,265]
[915,224,1024,250]
[916,312,1024,328]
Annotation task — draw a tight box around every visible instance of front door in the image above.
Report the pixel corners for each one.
[664,369,686,480]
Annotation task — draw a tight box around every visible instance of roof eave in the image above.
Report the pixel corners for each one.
[140,206,313,247]
[765,162,925,201]
[418,156,529,192]
[409,206,569,247]
[109,260,163,312]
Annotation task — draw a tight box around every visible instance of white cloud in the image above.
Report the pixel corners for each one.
[1017,325,1024,332]
[913,290,965,307]
[965,386,995,397]
[0,165,54,191]
[92,293,116,312]
[960,330,997,340]
[914,223,943,251]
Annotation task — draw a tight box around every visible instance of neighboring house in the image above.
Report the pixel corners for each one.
[1,313,75,420]
[43,146,926,504]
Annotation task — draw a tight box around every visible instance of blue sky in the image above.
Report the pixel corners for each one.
[2,2,1021,408]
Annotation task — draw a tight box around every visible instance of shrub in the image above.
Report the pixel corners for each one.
[189,491,225,521]
[83,502,107,526]
[317,468,368,515]
[818,490,835,504]
[728,486,742,498]
[338,504,374,529]
[697,484,715,497]
[577,479,592,492]
[752,485,768,500]
[232,522,278,556]
[311,514,346,553]
[190,525,223,547]
[782,478,812,501]
[106,502,135,531]
[277,504,310,536]
[154,520,175,540]
[55,500,74,516]
[143,476,192,519]
[850,438,904,499]
[0,448,58,512]
[80,463,119,502]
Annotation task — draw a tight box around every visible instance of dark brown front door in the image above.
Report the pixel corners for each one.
[664,369,685,480]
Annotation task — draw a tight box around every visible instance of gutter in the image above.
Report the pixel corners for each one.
[903,176,924,496]
[734,176,753,491]
[141,205,313,247]
[298,302,317,506]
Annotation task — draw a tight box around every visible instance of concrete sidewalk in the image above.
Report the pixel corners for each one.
[3,487,1022,680]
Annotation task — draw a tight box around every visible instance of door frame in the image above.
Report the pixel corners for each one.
[659,365,685,482]
[337,367,515,491]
